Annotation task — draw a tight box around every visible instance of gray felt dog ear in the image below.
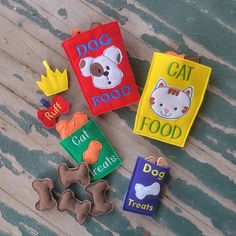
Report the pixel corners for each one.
[79,57,94,77]
[103,46,123,64]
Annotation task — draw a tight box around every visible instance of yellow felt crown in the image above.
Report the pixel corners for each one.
[36,60,68,96]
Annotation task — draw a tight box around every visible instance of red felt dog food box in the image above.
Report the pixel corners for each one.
[62,21,140,116]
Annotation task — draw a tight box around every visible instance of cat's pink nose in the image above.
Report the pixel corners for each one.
[164,108,170,114]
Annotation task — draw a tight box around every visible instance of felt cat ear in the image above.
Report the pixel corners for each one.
[156,78,166,89]
[183,87,194,99]
[79,57,94,77]
[103,46,123,64]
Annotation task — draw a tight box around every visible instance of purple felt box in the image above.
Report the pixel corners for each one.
[122,156,170,217]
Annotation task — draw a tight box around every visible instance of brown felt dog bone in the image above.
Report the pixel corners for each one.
[85,180,113,215]
[56,112,88,139]
[58,163,90,187]
[58,189,91,224]
[32,178,57,211]
[83,140,102,165]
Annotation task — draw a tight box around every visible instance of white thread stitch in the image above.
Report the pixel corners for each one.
[79,46,123,89]
[135,182,160,200]
[150,78,194,120]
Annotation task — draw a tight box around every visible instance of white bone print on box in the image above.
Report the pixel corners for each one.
[150,78,194,120]
[79,46,123,89]
[135,182,160,200]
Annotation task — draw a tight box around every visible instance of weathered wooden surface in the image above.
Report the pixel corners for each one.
[0,0,235,235]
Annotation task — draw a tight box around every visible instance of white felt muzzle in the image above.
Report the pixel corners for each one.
[135,182,160,200]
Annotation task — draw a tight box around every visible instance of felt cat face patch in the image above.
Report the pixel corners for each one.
[62,21,140,116]
[150,78,193,120]
[134,52,212,147]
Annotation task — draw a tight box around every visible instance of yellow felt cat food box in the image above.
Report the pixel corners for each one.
[134,52,212,147]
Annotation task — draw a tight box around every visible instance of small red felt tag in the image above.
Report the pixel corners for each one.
[37,96,70,128]
[62,21,140,116]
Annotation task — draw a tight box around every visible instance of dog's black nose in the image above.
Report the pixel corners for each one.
[108,81,111,85]
[103,71,109,76]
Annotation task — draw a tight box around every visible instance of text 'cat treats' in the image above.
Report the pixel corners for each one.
[62,21,140,116]
[56,112,121,181]
[134,52,212,147]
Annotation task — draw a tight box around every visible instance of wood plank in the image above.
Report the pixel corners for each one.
[0,187,65,236]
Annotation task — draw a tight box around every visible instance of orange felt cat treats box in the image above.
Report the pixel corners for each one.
[134,52,212,147]
[62,21,140,116]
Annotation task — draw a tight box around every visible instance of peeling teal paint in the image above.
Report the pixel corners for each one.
[186,0,236,32]
[0,202,57,236]
[155,205,203,236]
[0,106,59,139]
[141,34,172,52]
[0,231,11,236]
[137,0,236,67]
[0,0,70,40]
[170,178,236,235]
[192,116,235,165]
[128,56,149,88]
[0,153,20,176]
[58,8,67,19]
[12,73,24,81]
[88,0,128,25]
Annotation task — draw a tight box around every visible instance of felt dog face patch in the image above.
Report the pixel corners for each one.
[134,52,211,147]
[62,21,140,116]
[80,46,123,89]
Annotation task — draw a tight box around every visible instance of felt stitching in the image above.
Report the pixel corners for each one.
[79,46,123,89]
[83,140,102,165]
[37,96,70,128]
[135,182,160,200]
[32,178,57,211]
[150,78,193,120]
[62,21,140,116]
[58,189,92,224]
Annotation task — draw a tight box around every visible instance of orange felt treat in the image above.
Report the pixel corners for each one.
[83,141,102,165]
[165,51,185,58]
[56,112,88,139]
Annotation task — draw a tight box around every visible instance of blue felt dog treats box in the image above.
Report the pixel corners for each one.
[122,157,170,216]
